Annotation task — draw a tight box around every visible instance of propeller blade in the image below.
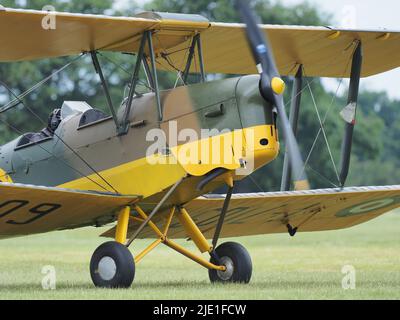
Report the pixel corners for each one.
[234,0,310,190]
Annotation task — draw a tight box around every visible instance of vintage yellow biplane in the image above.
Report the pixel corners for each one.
[0,1,399,287]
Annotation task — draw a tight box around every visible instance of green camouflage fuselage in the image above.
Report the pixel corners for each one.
[0,75,278,208]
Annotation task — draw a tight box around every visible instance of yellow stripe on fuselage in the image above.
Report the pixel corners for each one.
[58,125,279,198]
[59,153,187,198]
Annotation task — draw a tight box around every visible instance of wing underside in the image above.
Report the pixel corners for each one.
[1,8,400,77]
[102,186,400,239]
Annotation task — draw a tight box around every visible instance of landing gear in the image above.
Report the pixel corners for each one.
[209,242,252,284]
[89,199,252,288]
[90,241,135,288]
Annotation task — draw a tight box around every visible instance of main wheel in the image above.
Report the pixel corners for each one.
[90,241,135,288]
[209,242,252,284]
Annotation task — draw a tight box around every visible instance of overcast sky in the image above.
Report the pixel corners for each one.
[128,0,400,98]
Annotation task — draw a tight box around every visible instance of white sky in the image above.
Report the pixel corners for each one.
[125,0,400,98]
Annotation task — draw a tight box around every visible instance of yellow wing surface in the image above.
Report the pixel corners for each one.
[0,183,138,239]
[1,8,400,77]
[112,186,400,239]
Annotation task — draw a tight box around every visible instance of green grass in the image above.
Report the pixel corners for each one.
[0,211,399,300]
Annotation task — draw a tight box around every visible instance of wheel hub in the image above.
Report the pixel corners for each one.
[217,256,234,281]
[97,256,117,281]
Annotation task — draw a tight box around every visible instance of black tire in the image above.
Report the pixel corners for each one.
[209,242,252,284]
[90,241,135,288]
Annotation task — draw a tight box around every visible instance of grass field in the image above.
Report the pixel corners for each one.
[0,210,399,300]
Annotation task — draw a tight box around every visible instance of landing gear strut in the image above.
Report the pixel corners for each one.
[89,198,253,288]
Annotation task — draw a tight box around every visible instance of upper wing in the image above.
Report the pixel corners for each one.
[0,182,138,239]
[0,8,208,62]
[1,8,400,77]
[168,24,400,78]
[0,8,158,61]
[110,186,399,239]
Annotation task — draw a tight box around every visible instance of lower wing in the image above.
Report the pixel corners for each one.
[104,186,399,239]
[0,183,138,239]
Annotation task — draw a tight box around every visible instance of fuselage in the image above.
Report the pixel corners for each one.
[0,75,280,208]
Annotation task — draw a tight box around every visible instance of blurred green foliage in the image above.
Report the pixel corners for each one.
[0,0,399,191]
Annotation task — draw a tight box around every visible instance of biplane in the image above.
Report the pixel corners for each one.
[0,1,399,288]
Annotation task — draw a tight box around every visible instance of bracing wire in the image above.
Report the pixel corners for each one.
[0,57,120,193]
[0,54,84,115]
[307,165,339,189]
[283,39,358,110]
[154,33,190,87]
[248,174,265,192]
[97,52,154,92]
[23,104,120,194]
[296,48,355,188]
[174,43,190,88]
[305,74,341,184]
[0,106,112,193]
[243,39,358,192]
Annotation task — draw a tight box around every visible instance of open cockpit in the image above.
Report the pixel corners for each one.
[15,101,110,149]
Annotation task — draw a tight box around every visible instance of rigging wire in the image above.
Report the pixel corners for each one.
[296,50,354,188]
[161,54,183,74]
[160,45,192,57]
[227,39,359,192]
[0,58,120,193]
[243,39,358,192]
[304,72,341,184]
[307,165,339,189]
[0,54,84,115]
[24,104,120,194]
[248,174,265,193]
[283,39,357,110]
[174,42,191,88]
[97,52,154,92]
[173,53,188,88]
[153,32,189,87]
[155,33,183,74]
[0,105,112,193]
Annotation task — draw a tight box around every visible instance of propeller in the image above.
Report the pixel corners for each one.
[234,0,310,191]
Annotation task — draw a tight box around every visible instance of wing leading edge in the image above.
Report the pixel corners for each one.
[183,186,400,238]
[106,186,399,239]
